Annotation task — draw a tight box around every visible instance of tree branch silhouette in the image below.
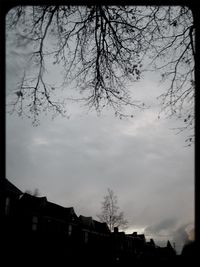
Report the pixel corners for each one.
[6,5,195,140]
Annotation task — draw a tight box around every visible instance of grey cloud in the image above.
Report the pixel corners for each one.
[144,219,194,254]
[7,110,194,231]
[6,21,194,257]
[6,31,194,248]
[172,224,190,250]
[144,218,178,235]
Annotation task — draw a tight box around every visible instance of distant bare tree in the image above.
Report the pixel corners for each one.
[97,188,128,231]
[6,5,195,143]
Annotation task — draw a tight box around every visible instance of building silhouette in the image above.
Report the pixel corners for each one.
[1,178,186,265]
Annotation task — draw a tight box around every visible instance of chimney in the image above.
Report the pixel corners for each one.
[132,232,137,237]
[114,227,118,233]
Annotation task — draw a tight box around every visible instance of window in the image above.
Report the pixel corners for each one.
[5,197,10,215]
[32,216,38,231]
[68,224,72,236]
[84,231,89,243]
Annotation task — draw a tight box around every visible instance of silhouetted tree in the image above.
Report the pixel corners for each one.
[6,5,195,142]
[97,188,128,231]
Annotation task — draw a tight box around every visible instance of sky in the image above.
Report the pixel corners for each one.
[5,7,194,254]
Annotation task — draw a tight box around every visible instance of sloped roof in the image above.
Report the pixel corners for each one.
[93,220,110,234]
[19,193,47,211]
[18,193,77,222]
[79,215,94,229]
[138,234,145,240]
[3,178,23,195]
[167,240,173,249]
[43,201,77,221]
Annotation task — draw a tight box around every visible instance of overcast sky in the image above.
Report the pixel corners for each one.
[6,8,194,254]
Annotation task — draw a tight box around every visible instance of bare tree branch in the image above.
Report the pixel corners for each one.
[97,188,128,231]
[6,5,194,142]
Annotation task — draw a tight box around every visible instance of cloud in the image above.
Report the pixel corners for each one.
[172,223,195,253]
[6,110,194,226]
[6,22,194,256]
[144,218,178,235]
[144,218,194,254]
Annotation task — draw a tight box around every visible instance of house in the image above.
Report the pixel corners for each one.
[41,200,78,237]
[1,178,178,265]
[13,191,80,263]
[143,238,157,258]
[0,178,23,218]
[0,178,23,263]
[16,193,47,233]
[77,215,111,264]
[93,219,110,236]
[17,192,79,238]
[156,240,176,261]
[0,178,23,234]
[110,227,127,263]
